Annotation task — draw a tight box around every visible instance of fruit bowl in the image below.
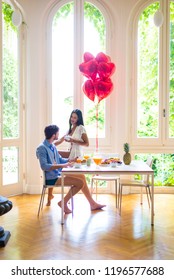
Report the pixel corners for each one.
[99,159,111,167]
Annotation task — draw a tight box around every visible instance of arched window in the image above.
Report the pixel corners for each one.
[51,0,110,147]
[130,1,174,187]
[52,2,74,131]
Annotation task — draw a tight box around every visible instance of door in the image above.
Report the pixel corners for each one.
[0,2,24,196]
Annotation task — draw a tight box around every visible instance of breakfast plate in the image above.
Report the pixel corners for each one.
[74,163,81,168]
[99,163,111,167]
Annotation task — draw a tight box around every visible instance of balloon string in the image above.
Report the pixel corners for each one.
[96,104,98,152]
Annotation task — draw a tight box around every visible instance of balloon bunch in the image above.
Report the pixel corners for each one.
[79,52,116,104]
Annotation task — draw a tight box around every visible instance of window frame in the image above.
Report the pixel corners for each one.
[128,0,174,151]
[46,0,114,150]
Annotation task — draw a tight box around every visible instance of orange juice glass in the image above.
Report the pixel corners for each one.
[76,158,81,163]
[84,154,90,160]
[93,157,102,165]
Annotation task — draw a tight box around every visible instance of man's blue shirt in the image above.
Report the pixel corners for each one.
[36,139,68,180]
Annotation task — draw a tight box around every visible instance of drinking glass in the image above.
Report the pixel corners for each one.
[84,154,90,160]
[93,154,102,167]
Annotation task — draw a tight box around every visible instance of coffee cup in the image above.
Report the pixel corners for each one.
[64,135,71,141]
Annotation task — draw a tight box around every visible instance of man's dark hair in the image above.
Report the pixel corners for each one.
[44,125,59,139]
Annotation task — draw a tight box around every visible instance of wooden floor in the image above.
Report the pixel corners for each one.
[0,193,174,260]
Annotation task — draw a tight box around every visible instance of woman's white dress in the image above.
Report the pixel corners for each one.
[69,125,87,159]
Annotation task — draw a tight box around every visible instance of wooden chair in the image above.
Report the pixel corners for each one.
[118,157,153,214]
[37,171,74,217]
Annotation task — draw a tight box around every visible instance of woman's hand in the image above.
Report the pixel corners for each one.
[64,135,73,142]
[54,135,65,146]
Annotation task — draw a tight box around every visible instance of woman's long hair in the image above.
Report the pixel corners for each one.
[68,109,84,134]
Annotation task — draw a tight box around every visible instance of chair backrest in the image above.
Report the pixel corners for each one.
[143,157,153,184]
[146,157,153,168]
[42,171,46,187]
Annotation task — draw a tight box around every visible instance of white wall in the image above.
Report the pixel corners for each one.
[16,0,147,193]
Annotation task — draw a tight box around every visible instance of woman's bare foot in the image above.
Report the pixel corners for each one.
[91,203,106,211]
[58,201,72,214]
[46,195,54,206]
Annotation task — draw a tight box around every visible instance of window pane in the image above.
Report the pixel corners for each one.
[137,3,159,138]
[169,2,174,138]
[52,3,74,133]
[3,147,19,185]
[2,5,19,139]
[134,153,174,186]
[84,2,106,138]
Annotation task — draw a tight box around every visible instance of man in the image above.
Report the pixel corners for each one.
[36,125,105,214]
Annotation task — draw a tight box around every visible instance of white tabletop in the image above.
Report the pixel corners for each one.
[62,160,154,175]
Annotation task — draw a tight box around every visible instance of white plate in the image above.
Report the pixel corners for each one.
[99,164,111,167]
[74,163,81,168]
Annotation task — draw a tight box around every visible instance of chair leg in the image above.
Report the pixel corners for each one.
[91,177,98,200]
[41,188,46,210]
[140,187,143,204]
[145,186,151,208]
[147,186,155,215]
[95,180,98,200]
[37,186,46,217]
[70,187,74,213]
[147,185,152,206]
[147,185,152,201]
[90,177,94,195]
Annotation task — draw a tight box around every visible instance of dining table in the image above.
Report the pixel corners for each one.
[61,160,154,225]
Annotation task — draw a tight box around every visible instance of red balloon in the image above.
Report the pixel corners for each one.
[95,52,109,63]
[98,62,116,79]
[82,80,95,102]
[84,52,94,62]
[80,52,116,104]
[94,78,113,103]
[79,59,98,80]
[106,55,111,62]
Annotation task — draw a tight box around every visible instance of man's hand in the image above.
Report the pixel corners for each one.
[64,161,74,168]
[69,157,78,163]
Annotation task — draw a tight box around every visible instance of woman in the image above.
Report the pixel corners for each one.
[55,109,89,159]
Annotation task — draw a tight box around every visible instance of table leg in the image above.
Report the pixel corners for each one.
[61,174,64,225]
[115,180,117,208]
[151,173,154,226]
